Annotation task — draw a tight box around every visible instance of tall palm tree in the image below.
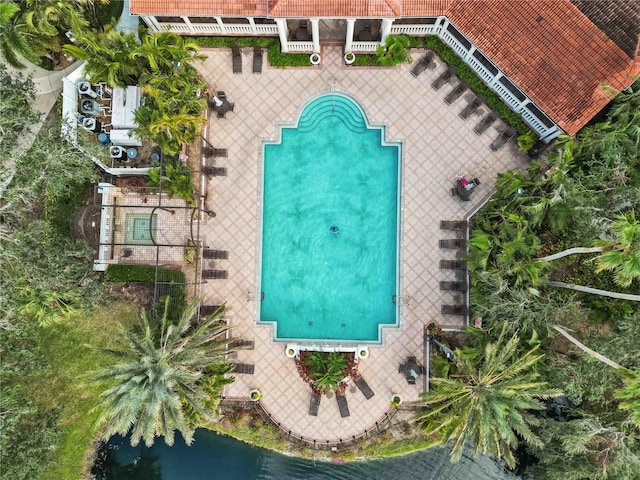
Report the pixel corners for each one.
[0,2,38,68]
[538,210,640,288]
[63,28,142,86]
[134,32,205,76]
[416,325,562,468]
[304,351,347,393]
[93,299,236,447]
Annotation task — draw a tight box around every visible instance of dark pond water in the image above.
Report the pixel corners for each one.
[93,429,520,480]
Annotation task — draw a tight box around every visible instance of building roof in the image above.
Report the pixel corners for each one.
[129,0,269,17]
[130,0,640,134]
[448,0,638,134]
[571,0,640,60]
[267,0,401,18]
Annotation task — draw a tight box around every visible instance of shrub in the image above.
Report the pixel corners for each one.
[105,264,185,284]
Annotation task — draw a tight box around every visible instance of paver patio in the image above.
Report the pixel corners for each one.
[195,46,527,443]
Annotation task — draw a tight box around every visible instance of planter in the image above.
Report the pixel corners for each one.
[357,346,369,359]
[391,393,402,407]
[285,344,298,358]
[310,53,321,65]
[249,389,262,401]
[344,52,356,65]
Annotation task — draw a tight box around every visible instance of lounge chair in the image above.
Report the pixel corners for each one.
[203,269,228,279]
[203,249,229,259]
[309,393,321,416]
[440,220,467,231]
[444,81,468,105]
[439,259,467,270]
[439,239,467,249]
[431,66,456,90]
[410,51,435,77]
[459,95,484,120]
[202,166,228,177]
[354,375,375,400]
[474,109,498,135]
[441,304,469,315]
[200,305,224,316]
[229,339,255,350]
[336,394,350,418]
[204,147,228,158]
[231,363,254,374]
[253,46,263,74]
[490,127,517,151]
[232,46,242,74]
[440,281,467,292]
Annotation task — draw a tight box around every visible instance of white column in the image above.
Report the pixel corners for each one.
[345,18,355,53]
[182,16,194,34]
[215,16,227,34]
[490,72,504,88]
[310,18,320,53]
[248,17,257,34]
[275,19,289,53]
[465,45,476,61]
[380,18,393,44]
[439,17,450,38]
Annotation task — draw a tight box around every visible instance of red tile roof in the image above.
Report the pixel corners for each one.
[130,1,269,17]
[130,0,640,134]
[268,0,401,17]
[448,0,639,134]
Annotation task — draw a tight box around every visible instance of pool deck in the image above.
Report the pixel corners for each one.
[195,46,527,443]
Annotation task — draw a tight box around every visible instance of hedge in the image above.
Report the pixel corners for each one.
[353,36,531,135]
[422,36,531,135]
[193,36,311,67]
[105,264,185,284]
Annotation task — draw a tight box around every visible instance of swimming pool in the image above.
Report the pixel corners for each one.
[259,93,401,342]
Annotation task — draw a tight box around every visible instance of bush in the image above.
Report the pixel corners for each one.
[105,264,185,284]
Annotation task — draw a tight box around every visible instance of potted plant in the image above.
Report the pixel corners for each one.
[249,389,262,401]
[344,51,356,65]
[357,346,369,359]
[391,393,402,407]
[285,344,298,358]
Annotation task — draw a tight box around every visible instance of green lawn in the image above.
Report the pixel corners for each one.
[33,302,139,480]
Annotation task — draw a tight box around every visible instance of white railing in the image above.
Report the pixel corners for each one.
[521,105,558,139]
[466,55,495,85]
[390,25,438,36]
[159,23,190,33]
[286,41,314,52]
[351,41,379,53]
[223,24,254,34]
[255,25,278,35]
[191,24,222,34]
[440,30,469,59]
[493,82,523,111]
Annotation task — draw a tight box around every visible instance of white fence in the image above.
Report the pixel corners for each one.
[390,25,438,36]
[286,41,314,52]
[351,41,379,53]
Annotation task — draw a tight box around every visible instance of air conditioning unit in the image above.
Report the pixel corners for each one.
[78,81,98,98]
[110,146,127,160]
[82,117,101,133]
[80,99,101,116]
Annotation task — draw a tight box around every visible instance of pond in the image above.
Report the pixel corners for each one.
[93,429,520,480]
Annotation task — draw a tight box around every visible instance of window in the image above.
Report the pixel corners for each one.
[446,25,471,49]
[472,50,498,75]
[498,77,526,102]
[156,16,184,23]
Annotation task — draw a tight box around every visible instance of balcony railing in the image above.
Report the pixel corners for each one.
[286,41,314,52]
[350,41,379,53]
[390,25,438,36]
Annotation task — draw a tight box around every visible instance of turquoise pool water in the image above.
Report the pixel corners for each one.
[259,93,401,342]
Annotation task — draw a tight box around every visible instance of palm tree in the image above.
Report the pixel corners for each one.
[63,28,142,86]
[0,2,39,68]
[552,324,640,428]
[538,210,640,288]
[375,34,412,66]
[134,32,205,76]
[92,298,237,447]
[134,106,205,157]
[416,325,562,468]
[304,351,347,393]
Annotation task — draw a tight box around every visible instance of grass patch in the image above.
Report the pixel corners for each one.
[34,302,139,480]
[207,409,292,453]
